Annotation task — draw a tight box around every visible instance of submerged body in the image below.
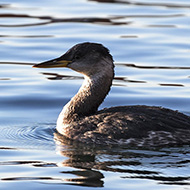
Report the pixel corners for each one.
[33,42,190,147]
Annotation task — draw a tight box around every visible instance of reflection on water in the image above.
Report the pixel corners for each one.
[0,0,190,189]
[90,0,190,8]
[41,72,83,81]
[0,61,34,65]
[117,63,190,70]
[0,12,188,29]
[1,127,190,187]
[0,13,128,27]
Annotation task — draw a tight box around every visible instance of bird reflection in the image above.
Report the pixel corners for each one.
[54,132,190,187]
[54,132,104,187]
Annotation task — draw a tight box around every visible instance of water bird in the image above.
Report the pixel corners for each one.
[33,42,190,147]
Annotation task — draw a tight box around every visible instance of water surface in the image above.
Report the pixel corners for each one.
[0,0,190,189]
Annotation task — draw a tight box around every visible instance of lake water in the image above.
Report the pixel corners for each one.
[0,0,190,189]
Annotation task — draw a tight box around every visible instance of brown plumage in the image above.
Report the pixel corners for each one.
[33,42,190,147]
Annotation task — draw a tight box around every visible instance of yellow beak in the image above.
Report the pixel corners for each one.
[33,59,71,68]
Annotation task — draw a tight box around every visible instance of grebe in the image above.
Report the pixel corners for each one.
[33,42,190,147]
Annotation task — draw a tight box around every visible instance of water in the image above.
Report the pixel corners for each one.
[0,0,190,189]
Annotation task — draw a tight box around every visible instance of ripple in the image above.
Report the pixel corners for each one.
[0,13,128,27]
[116,63,190,70]
[124,176,190,185]
[159,83,184,87]
[0,34,54,38]
[90,0,190,9]
[0,61,34,66]
[0,78,10,80]
[0,4,10,9]
[0,124,56,149]
[41,72,83,80]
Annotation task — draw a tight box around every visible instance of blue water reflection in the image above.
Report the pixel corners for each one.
[0,0,190,189]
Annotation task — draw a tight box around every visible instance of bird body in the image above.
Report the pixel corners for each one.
[57,105,190,146]
[33,42,190,147]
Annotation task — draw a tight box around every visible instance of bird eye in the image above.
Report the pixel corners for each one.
[74,53,81,60]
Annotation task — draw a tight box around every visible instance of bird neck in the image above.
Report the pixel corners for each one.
[58,66,114,125]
